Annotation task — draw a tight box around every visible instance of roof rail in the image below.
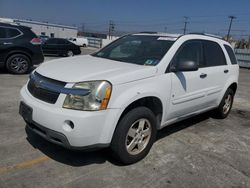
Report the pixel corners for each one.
[139,31,158,34]
[188,32,224,40]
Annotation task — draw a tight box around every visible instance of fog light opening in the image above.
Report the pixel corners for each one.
[63,120,75,131]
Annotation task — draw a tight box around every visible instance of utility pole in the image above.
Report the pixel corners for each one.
[183,16,189,34]
[248,35,250,49]
[108,20,115,39]
[81,23,85,33]
[227,16,236,41]
[164,26,167,33]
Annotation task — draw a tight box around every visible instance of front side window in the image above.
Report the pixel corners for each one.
[57,39,67,45]
[46,39,58,44]
[173,41,204,67]
[203,41,227,66]
[224,45,237,64]
[93,35,174,65]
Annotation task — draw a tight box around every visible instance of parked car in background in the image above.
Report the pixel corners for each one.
[20,33,239,164]
[38,35,49,43]
[69,37,88,47]
[42,38,81,57]
[0,22,44,74]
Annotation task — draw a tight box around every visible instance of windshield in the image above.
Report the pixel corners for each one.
[92,35,175,66]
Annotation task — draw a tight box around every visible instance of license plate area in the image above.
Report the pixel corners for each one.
[19,102,33,123]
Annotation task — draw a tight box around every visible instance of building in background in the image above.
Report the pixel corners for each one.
[0,17,77,39]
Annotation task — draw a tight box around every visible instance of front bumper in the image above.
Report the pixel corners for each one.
[25,121,109,150]
[20,85,121,148]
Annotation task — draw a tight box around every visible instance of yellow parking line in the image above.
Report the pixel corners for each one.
[0,156,50,175]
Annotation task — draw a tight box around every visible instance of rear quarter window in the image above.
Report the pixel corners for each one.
[203,41,227,66]
[6,28,21,38]
[224,45,237,64]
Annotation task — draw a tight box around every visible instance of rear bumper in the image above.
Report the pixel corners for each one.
[31,53,44,65]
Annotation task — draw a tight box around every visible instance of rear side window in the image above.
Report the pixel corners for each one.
[224,45,237,64]
[6,28,21,38]
[203,41,227,66]
[0,27,21,38]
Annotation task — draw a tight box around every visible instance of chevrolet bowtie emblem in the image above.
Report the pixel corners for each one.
[35,80,43,88]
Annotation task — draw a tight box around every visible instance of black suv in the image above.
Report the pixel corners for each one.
[0,23,44,74]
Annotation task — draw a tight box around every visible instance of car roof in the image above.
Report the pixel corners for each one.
[133,32,181,39]
[133,32,228,45]
[47,38,67,40]
[0,22,30,30]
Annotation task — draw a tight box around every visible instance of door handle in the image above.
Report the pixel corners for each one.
[200,73,207,78]
[3,42,12,45]
[224,69,229,73]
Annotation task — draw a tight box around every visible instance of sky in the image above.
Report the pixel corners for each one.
[0,0,250,38]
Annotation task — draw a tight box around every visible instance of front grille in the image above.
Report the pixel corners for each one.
[27,72,66,104]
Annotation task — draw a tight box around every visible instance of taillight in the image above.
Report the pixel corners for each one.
[30,38,41,45]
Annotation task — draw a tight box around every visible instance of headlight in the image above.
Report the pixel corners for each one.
[63,81,112,111]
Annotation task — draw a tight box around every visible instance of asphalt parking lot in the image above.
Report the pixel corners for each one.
[0,48,250,187]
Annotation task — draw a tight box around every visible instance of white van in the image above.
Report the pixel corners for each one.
[69,37,88,47]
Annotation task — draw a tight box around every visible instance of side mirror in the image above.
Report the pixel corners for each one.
[171,60,198,72]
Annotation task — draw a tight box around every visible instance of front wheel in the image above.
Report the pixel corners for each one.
[66,50,74,57]
[111,107,157,164]
[214,88,234,119]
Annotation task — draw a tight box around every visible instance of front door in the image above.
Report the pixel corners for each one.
[167,40,209,120]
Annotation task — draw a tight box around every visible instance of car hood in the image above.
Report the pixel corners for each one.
[35,55,158,85]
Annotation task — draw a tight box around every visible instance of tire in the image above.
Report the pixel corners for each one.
[83,44,87,47]
[6,54,31,74]
[66,50,74,57]
[214,88,234,119]
[111,107,157,164]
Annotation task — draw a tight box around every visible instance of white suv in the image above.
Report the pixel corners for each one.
[20,33,239,164]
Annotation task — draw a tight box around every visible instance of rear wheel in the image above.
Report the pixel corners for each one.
[6,54,31,74]
[214,88,234,119]
[83,44,87,47]
[111,107,157,164]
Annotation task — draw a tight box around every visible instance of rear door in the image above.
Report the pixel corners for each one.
[0,26,7,63]
[42,38,59,55]
[167,40,209,120]
[57,39,69,55]
[0,26,22,63]
[200,40,229,106]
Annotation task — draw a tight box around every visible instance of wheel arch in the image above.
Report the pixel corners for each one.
[116,96,163,130]
[228,82,237,95]
[5,49,32,65]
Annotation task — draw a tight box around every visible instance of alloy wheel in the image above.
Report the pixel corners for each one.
[125,118,152,155]
[10,57,29,73]
[223,94,232,114]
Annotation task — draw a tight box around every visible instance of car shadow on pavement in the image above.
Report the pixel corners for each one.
[157,111,211,141]
[25,112,211,167]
